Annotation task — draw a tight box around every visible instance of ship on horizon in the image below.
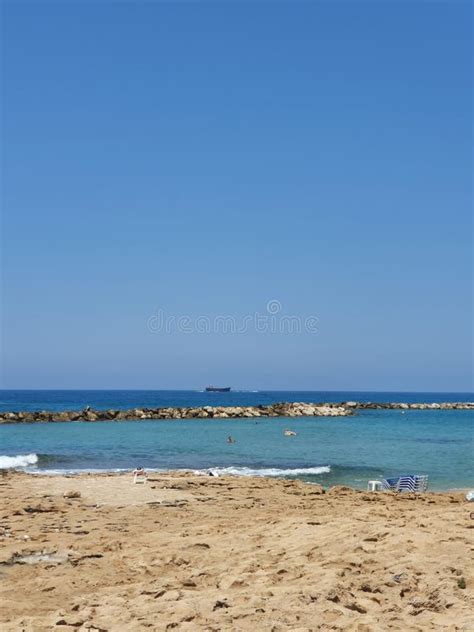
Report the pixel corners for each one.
[205,386,231,392]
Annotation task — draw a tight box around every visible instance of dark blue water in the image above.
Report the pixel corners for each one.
[0,389,472,412]
[0,391,472,490]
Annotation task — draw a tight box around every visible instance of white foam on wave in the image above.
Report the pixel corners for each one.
[30,467,168,476]
[10,462,330,478]
[0,453,39,469]
[199,465,331,477]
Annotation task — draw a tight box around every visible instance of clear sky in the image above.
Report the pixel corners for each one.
[1,1,472,391]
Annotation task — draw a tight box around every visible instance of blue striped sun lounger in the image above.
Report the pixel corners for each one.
[381,475,428,493]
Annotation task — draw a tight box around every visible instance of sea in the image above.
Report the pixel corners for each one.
[0,390,473,490]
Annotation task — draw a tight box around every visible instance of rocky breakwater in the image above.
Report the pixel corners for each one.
[0,401,472,424]
[344,401,474,411]
[0,402,352,424]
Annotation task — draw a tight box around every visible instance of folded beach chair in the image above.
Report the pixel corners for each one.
[381,475,428,493]
[133,468,148,484]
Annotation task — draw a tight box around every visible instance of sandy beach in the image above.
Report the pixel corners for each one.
[1,472,473,631]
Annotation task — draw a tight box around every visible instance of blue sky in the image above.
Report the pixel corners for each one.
[2,1,472,391]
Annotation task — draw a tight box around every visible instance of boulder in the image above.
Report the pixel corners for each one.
[63,490,81,499]
[55,412,71,421]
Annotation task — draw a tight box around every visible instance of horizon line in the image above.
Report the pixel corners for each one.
[0,388,473,394]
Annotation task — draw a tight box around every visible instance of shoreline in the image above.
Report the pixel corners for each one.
[1,470,473,630]
[9,470,473,494]
[0,400,473,424]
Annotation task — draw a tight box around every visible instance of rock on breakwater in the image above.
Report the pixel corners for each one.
[0,401,472,424]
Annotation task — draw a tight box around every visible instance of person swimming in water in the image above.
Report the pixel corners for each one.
[227,435,236,444]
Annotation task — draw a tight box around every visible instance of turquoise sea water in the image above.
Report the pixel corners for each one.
[0,391,472,490]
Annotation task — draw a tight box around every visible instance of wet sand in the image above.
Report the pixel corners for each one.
[1,471,473,631]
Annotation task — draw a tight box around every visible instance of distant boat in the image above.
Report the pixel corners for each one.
[205,386,231,392]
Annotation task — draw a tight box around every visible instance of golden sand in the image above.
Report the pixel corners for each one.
[0,472,473,631]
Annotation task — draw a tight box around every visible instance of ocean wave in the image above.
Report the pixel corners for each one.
[0,453,39,469]
[30,466,177,476]
[30,467,135,475]
[199,465,331,477]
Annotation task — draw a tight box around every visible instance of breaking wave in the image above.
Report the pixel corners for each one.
[0,453,39,469]
[200,465,331,477]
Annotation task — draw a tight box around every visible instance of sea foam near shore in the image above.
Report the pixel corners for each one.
[0,456,331,480]
[0,453,39,468]
[200,465,331,477]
